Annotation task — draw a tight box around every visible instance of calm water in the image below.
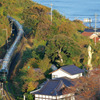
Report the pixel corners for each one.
[33,0,100,27]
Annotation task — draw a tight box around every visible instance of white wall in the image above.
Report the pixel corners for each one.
[52,69,82,79]
[35,93,75,100]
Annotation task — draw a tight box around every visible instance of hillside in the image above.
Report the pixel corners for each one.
[1,0,100,99]
[0,0,34,58]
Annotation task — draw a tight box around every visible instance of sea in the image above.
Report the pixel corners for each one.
[32,0,100,28]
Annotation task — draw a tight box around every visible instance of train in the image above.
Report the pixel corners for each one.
[0,16,24,82]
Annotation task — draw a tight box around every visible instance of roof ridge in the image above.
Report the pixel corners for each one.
[60,68,71,75]
[55,80,64,90]
[50,80,64,95]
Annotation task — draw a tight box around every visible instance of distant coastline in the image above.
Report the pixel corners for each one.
[33,0,100,28]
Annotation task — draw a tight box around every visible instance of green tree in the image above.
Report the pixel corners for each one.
[39,55,51,72]
[21,66,45,92]
[23,5,50,31]
[26,94,33,100]
[46,34,83,66]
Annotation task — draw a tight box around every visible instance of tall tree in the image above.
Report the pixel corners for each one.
[46,34,83,66]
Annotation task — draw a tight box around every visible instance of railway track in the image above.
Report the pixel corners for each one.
[2,38,25,100]
[2,36,29,99]
[0,16,24,99]
[0,82,13,100]
[0,16,33,99]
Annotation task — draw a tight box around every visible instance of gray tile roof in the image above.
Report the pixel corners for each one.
[61,65,84,75]
[55,77,73,87]
[34,80,63,96]
[33,77,73,96]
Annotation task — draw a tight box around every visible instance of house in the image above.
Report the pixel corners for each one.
[30,77,75,100]
[82,28,100,42]
[50,65,84,79]
[30,65,84,100]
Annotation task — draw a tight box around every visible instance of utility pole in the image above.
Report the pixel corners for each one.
[2,29,8,51]
[50,3,53,24]
[94,14,97,46]
[89,18,92,28]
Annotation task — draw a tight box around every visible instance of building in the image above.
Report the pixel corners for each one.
[82,28,100,42]
[30,65,84,100]
[50,65,84,79]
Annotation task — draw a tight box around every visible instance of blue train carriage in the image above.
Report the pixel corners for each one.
[0,16,24,82]
[0,69,8,82]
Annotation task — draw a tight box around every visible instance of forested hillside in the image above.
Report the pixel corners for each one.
[0,0,34,58]
[1,0,100,99]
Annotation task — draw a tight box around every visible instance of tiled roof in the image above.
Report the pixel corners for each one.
[33,80,63,96]
[61,65,84,75]
[55,77,73,87]
[82,29,100,42]
[32,77,73,96]
[82,31,93,37]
